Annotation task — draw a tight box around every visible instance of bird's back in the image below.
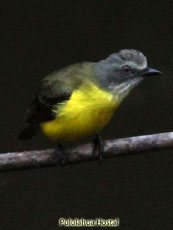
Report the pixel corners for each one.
[19,62,96,140]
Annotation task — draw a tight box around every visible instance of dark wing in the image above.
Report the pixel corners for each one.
[19,75,71,140]
[25,86,71,124]
[18,62,95,140]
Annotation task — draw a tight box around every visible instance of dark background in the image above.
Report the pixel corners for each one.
[0,0,172,229]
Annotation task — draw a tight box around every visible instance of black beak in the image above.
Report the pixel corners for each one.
[142,68,162,77]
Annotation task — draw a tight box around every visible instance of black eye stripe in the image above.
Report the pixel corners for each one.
[122,65,131,72]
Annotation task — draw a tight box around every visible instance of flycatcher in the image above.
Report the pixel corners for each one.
[19,49,161,163]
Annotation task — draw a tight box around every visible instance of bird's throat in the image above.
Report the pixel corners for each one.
[108,78,143,100]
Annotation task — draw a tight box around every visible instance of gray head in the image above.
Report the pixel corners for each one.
[95,49,161,99]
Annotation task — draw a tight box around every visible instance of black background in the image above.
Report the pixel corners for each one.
[0,0,172,229]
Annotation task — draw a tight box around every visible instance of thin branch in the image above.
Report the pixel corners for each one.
[0,132,173,172]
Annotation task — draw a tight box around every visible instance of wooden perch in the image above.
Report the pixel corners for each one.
[0,132,173,172]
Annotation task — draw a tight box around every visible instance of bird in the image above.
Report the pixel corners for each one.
[19,49,161,164]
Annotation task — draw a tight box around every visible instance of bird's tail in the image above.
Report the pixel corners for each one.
[18,124,39,140]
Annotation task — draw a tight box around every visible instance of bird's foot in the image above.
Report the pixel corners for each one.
[93,133,104,163]
[55,143,68,166]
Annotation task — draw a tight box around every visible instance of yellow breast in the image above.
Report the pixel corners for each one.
[40,82,121,141]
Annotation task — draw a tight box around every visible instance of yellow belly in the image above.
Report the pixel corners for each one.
[40,82,121,141]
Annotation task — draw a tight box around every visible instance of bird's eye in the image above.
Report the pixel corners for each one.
[122,65,131,73]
